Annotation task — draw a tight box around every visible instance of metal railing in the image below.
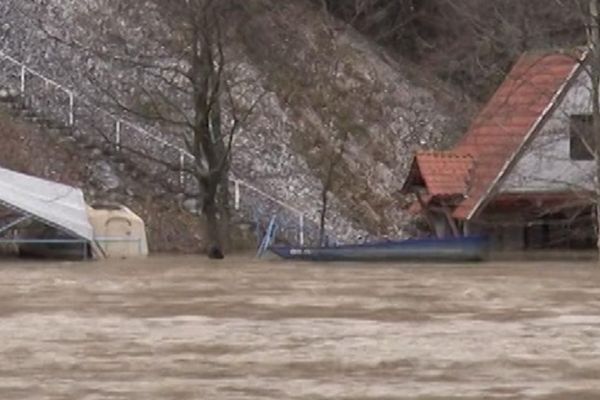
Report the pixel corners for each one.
[0,50,308,245]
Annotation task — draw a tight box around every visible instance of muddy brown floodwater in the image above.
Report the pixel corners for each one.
[1,256,600,399]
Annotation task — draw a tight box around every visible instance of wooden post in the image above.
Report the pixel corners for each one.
[441,203,461,238]
[463,220,471,236]
[415,191,440,238]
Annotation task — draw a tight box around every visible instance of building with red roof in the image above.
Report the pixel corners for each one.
[402,49,596,249]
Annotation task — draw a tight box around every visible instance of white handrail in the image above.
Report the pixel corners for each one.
[233,178,303,216]
[118,118,183,152]
[0,50,309,244]
[0,50,75,126]
[0,51,70,93]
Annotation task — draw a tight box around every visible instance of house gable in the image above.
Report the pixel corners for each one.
[499,65,594,194]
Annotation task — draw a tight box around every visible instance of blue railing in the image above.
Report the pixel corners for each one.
[256,215,278,258]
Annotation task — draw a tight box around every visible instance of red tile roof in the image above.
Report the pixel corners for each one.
[404,50,583,219]
[415,151,473,197]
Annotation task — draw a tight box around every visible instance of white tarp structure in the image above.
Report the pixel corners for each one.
[0,166,93,241]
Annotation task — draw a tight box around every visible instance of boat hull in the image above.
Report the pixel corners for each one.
[270,237,489,262]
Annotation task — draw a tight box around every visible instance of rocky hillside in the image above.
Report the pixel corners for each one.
[235,2,471,237]
[322,0,587,102]
[0,0,470,244]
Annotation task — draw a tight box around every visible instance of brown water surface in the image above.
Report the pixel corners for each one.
[0,256,599,399]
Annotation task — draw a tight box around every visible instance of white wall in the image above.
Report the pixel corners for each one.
[500,68,595,193]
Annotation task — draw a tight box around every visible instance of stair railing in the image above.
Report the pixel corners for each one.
[256,215,278,258]
[0,49,307,246]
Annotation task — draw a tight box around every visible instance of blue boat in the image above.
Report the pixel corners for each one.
[270,236,489,262]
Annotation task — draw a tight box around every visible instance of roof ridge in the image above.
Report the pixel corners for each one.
[416,150,473,159]
[521,46,587,60]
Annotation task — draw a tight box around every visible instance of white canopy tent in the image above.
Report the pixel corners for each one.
[0,166,93,241]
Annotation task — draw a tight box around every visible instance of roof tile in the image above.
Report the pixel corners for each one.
[414,151,473,197]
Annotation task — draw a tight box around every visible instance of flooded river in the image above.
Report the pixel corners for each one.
[1,256,600,399]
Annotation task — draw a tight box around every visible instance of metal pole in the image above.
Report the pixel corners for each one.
[115,120,121,151]
[179,152,185,188]
[0,215,31,236]
[299,214,305,247]
[20,66,25,96]
[68,92,75,126]
[234,180,240,211]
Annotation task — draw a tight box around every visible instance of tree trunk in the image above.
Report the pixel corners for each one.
[318,137,347,247]
[318,190,328,247]
[203,195,224,259]
[218,173,231,249]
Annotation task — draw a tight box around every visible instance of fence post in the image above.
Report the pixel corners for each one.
[68,91,75,126]
[179,151,186,188]
[234,180,240,211]
[115,120,121,151]
[20,66,26,96]
[299,214,305,247]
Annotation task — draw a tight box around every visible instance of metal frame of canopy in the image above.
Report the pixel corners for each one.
[0,169,93,236]
[0,165,97,259]
[0,198,82,237]
[0,199,92,259]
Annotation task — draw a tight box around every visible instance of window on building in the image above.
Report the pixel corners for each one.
[570,114,594,161]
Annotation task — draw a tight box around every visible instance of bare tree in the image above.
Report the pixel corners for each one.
[318,131,349,246]
[47,0,266,258]
[324,0,587,102]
